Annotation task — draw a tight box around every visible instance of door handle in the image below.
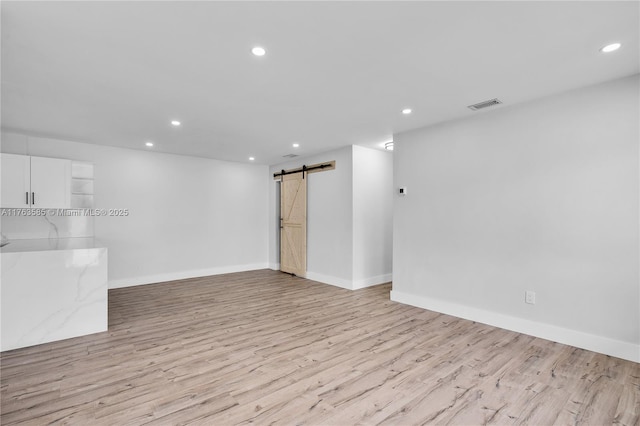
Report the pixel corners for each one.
[280,218,283,229]
[31,192,35,205]
[25,192,29,205]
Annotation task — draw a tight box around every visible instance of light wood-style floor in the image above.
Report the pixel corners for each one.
[1,269,639,425]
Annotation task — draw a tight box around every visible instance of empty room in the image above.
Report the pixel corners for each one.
[1,1,638,425]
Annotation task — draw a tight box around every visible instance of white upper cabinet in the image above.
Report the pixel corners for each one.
[1,154,71,208]
[30,156,71,208]
[1,154,31,208]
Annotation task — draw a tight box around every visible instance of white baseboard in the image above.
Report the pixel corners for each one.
[305,272,392,290]
[390,290,640,363]
[353,273,393,290]
[305,271,353,290]
[108,263,270,289]
[269,263,280,271]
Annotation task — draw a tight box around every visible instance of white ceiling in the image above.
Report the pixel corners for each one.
[1,1,638,165]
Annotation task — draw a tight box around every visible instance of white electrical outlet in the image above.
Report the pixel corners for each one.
[525,291,536,305]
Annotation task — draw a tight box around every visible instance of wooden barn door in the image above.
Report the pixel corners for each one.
[280,172,307,277]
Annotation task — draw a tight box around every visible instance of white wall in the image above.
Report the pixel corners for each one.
[352,145,393,288]
[1,133,269,287]
[269,147,354,287]
[269,145,394,290]
[392,75,639,362]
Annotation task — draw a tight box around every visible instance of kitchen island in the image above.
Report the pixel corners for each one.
[1,237,107,351]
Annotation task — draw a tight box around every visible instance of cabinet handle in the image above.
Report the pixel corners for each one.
[31,192,35,205]
[26,192,29,205]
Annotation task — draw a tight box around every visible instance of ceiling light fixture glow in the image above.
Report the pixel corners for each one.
[249,157,255,161]
[402,108,412,115]
[600,43,621,53]
[292,143,300,148]
[252,47,266,56]
[171,120,181,126]
[385,142,394,151]
[145,142,154,147]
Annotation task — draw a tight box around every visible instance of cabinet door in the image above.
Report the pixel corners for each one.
[30,156,71,208]
[1,153,31,208]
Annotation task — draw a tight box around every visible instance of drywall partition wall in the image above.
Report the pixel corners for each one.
[269,147,354,288]
[1,133,270,288]
[392,74,640,362]
[352,145,393,289]
[269,145,394,290]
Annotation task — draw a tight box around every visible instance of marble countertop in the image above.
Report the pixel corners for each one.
[0,237,104,253]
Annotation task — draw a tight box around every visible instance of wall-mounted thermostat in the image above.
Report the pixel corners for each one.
[399,187,407,196]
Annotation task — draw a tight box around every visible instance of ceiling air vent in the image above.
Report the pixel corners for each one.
[467,98,502,111]
[282,154,299,158]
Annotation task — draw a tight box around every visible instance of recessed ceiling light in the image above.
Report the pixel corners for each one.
[292,143,300,148]
[145,142,154,147]
[402,108,412,115]
[171,120,181,126]
[251,47,266,57]
[384,142,394,151]
[249,157,255,161]
[600,43,621,53]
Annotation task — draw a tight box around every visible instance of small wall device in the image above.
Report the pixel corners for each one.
[399,187,407,196]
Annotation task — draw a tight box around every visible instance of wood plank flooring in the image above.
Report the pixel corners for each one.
[1,269,639,425]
